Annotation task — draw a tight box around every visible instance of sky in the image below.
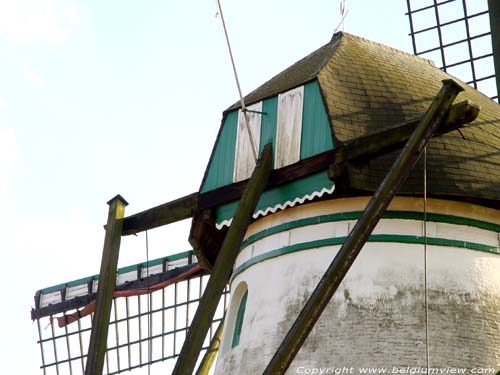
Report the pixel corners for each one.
[0,0,492,374]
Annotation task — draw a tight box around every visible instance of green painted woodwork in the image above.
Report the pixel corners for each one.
[216,171,334,224]
[231,290,248,348]
[241,211,500,249]
[201,110,238,193]
[40,250,195,295]
[259,96,278,163]
[232,234,500,281]
[201,80,334,196]
[301,80,334,159]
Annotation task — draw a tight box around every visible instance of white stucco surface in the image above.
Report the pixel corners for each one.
[215,197,500,374]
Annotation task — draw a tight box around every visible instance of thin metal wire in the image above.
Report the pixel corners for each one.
[138,293,142,366]
[125,297,131,369]
[162,285,166,359]
[145,230,152,375]
[216,0,258,161]
[423,147,430,369]
[50,315,60,374]
[77,316,85,373]
[37,319,48,375]
[63,314,73,374]
[174,283,178,355]
[113,299,121,373]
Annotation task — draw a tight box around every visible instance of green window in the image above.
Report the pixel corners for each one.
[231,290,248,348]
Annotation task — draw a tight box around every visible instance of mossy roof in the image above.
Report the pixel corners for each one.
[224,32,500,204]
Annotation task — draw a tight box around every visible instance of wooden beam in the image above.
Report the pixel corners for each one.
[121,193,198,236]
[263,80,465,375]
[85,195,128,375]
[328,100,479,179]
[173,143,273,375]
[194,319,224,375]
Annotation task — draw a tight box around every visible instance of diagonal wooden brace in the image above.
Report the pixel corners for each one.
[263,79,465,375]
[173,143,273,375]
[194,318,224,375]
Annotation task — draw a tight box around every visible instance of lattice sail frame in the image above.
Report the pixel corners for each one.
[32,251,229,375]
[406,0,498,101]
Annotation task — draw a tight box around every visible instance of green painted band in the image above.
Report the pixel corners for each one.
[232,234,500,281]
[241,210,500,249]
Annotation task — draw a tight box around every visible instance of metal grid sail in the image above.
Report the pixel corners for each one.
[406,0,498,101]
[31,251,229,375]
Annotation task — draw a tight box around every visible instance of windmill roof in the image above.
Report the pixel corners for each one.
[225,32,500,205]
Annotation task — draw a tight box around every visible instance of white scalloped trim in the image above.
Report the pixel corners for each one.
[215,184,336,229]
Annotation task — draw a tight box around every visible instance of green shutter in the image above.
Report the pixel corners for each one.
[259,96,278,165]
[300,80,334,159]
[231,290,248,348]
[201,110,238,192]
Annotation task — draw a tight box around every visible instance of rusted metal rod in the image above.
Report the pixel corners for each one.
[173,143,273,375]
[85,195,128,375]
[263,79,465,375]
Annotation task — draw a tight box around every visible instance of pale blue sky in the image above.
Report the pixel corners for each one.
[0,0,485,373]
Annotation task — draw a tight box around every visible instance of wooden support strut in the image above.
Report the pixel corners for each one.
[263,79,465,375]
[194,319,224,375]
[172,143,273,375]
[85,195,128,375]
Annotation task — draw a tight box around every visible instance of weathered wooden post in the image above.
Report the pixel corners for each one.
[173,143,273,375]
[85,194,128,375]
[194,319,224,375]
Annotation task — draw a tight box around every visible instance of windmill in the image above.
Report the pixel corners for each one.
[31,2,500,374]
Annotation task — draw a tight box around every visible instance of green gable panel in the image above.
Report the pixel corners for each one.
[201,110,238,192]
[300,80,334,159]
[259,96,278,164]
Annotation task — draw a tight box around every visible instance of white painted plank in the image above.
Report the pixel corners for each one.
[233,101,262,182]
[275,86,304,168]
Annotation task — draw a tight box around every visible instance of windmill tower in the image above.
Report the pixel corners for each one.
[30,2,500,375]
[196,32,500,373]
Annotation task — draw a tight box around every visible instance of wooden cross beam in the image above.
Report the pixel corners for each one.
[172,143,273,375]
[262,79,465,375]
[119,100,478,238]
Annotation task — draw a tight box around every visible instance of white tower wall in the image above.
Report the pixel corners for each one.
[215,197,500,374]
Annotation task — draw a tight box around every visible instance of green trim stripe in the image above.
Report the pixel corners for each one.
[40,250,195,295]
[232,235,500,281]
[241,211,500,249]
